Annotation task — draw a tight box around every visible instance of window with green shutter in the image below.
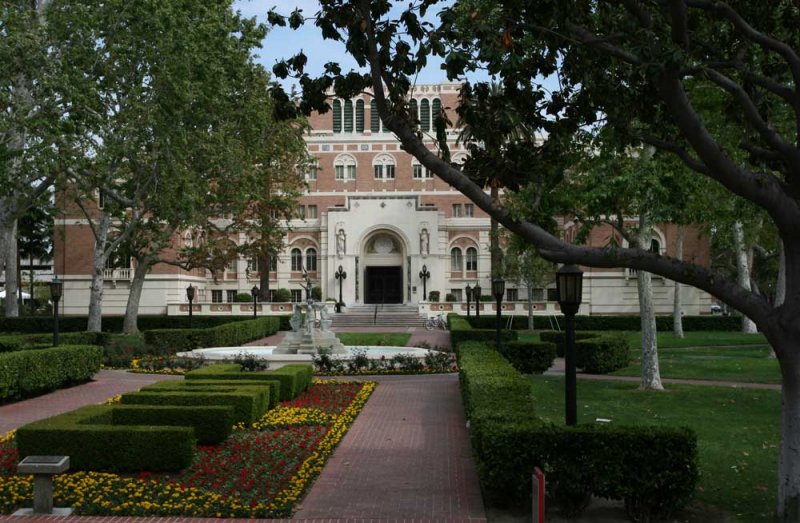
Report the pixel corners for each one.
[420,99,430,131]
[333,100,342,133]
[432,98,442,122]
[356,100,365,132]
[370,99,380,132]
[344,100,353,132]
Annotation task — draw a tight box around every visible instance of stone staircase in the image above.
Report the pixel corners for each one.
[331,303,427,328]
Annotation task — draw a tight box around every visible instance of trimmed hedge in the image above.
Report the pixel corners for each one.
[0,331,108,353]
[0,315,266,334]
[121,386,270,425]
[15,404,195,472]
[111,404,234,444]
[184,363,312,401]
[448,314,518,347]
[143,317,280,353]
[142,379,281,409]
[457,341,698,518]
[576,334,630,374]
[504,340,556,374]
[0,345,102,401]
[539,331,602,357]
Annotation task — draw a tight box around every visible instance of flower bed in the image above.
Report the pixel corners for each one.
[0,380,375,517]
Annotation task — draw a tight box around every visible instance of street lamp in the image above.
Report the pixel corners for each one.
[465,283,472,318]
[473,282,482,319]
[556,264,584,426]
[334,265,347,313]
[419,264,431,301]
[251,286,259,319]
[186,285,195,328]
[49,278,63,347]
[492,277,506,355]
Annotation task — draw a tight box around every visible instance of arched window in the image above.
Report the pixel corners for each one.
[268,255,278,272]
[650,239,661,254]
[306,248,317,272]
[370,99,380,132]
[344,99,353,132]
[355,100,365,132]
[466,247,478,271]
[291,248,302,271]
[432,98,442,122]
[420,99,431,131]
[373,153,396,180]
[451,247,463,271]
[332,99,342,133]
[334,153,357,180]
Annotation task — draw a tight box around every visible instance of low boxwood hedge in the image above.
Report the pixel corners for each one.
[143,317,280,353]
[504,340,556,374]
[111,404,234,444]
[539,331,630,374]
[120,386,270,425]
[185,363,312,401]
[0,315,270,334]
[15,404,195,472]
[0,332,108,353]
[0,345,102,401]
[142,379,281,409]
[457,341,697,519]
[449,314,518,347]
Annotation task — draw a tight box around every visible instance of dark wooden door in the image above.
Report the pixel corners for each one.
[365,266,403,304]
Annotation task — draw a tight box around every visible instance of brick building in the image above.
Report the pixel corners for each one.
[53,83,712,317]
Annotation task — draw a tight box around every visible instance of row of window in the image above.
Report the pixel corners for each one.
[451,247,478,271]
[295,205,318,220]
[452,204,474,217]
[210,289,309,303]
[316,154,434,182]
[446,288,557,302]
[331,98,442,134]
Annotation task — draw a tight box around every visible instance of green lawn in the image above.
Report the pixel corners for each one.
[335,332,411,347]
[528,375,780,521]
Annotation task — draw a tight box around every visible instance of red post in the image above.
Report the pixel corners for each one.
[532,467,545,522]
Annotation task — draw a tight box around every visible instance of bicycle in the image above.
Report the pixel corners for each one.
[424,313,448,331]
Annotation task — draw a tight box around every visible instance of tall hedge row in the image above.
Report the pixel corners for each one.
[467,314,740,331]
[540,331,631,374]
[0,314,289,334]
[0,332,109,353]
[448,314,518,346]
[0,345,102,401]
[458,341,698,519]
[144,317,280,353]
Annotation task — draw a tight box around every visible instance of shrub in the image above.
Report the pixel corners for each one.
[0,345,102,401]
[576,334,630,374]
[445,293,457,302]
[144,317,279,354]
[427,291,440,301]
[449,313,518,347]
[146,379,281,409]
[272,288,291,302]
[235,293,254,303]
[504,341,556,374]
[185,363,312,401]
[111,404,234,444]
[121,386,270,425]
[15,404,195,472]
[311,287,322,300]
[457,341,698,517]
[539,331,601,357]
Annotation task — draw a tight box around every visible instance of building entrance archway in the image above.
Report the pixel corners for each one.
[361,230,407,304]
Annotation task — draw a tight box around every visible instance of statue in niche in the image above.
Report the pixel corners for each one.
[336,229,346,257]
[420,228,429,256]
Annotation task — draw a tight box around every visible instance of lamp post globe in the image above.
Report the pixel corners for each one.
[186,285,195,328]
[556,264,584,426]
[418,264,431,301]
[465,284,472,318]
[335,265,347,312]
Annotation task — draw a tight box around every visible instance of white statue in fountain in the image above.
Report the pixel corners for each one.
[274,269,345,355]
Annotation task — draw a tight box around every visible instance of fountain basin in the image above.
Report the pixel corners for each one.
[176,346,434,370]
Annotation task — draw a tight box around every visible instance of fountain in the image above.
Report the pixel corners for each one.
[273,302,346,355]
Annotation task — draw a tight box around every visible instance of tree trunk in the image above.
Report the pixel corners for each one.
[2,218,20,317]
[87,214,110,333]
[637,214,663,390]
[259,252,270,301]
[490,182,501,277]
[732,221,758,333]
[673,225,685,338]
[778,348,800,521]
[123,254,152,334]
[527,284,534,330]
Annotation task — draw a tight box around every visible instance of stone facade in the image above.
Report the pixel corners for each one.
[53,83,713,316]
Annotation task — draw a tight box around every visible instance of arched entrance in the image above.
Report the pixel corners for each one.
[361,230,406,304]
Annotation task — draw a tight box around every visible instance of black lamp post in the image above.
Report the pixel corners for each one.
[334,265,347,312]
[419,264,431,301]
[473,282,481,319]
[465,283,472,318]
[49,278,63,347]
[492,277,506,354]
[251,286,259,319]
[186,285,195,328]
[556,264,584,426]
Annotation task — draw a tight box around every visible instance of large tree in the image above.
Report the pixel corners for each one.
[270,1,800,518]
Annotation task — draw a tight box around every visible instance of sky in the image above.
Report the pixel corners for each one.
[232,0,459,89]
